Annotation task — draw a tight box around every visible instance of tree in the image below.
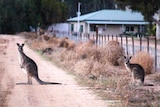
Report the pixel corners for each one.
[115,0,160,38]
[0,0,68,34]
[65,0,115,17]
[41,0,68,26]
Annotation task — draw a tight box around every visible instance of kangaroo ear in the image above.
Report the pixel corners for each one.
[129,56,132,59]
[17,43,20,46]
[22,43,25,47]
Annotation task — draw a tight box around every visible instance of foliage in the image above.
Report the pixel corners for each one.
[147,24,156,36]
[114,0,160,22]
[41,0,68,25]
[64,0,115,17]
[0,0,68,34]
[114,0,160,36]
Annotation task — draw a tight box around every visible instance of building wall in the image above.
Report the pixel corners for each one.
[98,25,139,36]
[69,22,86,33]
[49,23,69,32]
[69,22,141,36]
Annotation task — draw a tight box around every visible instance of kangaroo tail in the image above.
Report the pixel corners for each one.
[143,84,154,86]
[34,75,61,85]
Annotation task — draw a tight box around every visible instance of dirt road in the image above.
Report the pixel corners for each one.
[0,35,108,107]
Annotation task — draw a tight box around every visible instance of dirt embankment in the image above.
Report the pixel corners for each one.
[0,35,108,107]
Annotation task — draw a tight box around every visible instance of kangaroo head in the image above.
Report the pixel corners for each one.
[124,55,132,65]
[17,43,25,52]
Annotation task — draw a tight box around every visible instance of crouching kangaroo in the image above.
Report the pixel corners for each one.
[17,43,61,85]
[124,55,153,86]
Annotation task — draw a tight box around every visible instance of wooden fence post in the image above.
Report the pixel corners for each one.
[98,34,100,46]
[126,36,128,53]
[108,35,109,41]
[155,37,157,71]
[140,37,142,51]
[93,34,95,43]
[96,29,98,45]
[102,35,104,46]
[87,33,89,42]
[116,35,118,41]
[132,37,134,55]
[147,37,149,52]
[120,35,123,47]
[104,35,106,44]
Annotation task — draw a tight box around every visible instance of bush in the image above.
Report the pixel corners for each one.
[75,39,98,60]
[102,41,124,65]
[131,51,154,74]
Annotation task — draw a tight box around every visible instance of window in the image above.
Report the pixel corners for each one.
[80,25,83,32]
[90,25,96,31]
[125,26,134,32]
[71,24,74,32]
[126,27,130,32]
[130,27,134,31]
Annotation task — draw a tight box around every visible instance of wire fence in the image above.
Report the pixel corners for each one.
[51,31,160,71]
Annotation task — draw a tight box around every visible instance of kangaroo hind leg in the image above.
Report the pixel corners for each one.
[27,75,32,85]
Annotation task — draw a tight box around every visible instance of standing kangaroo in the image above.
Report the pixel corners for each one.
[124,55,145,85]
[17,43,61,85]
[124,55,153,86]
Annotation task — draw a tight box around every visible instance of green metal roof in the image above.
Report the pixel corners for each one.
[67,9,148,25]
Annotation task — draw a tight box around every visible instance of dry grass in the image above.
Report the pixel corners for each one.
[20,32,38,39]
[0,38,9,44]
[101,41,124,65]
[131,51,154,74]
[24,33,160,107]
[30,40,54,51]
[57,37,75,50]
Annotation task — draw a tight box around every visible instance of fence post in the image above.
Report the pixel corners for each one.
[112,35,113,40]
[108,35,109,41]
[147,37,149,52]
[126,36,128,53]
[120,35,123,47]
[116,35,118,41]
[98,34,100,46]
[155,37,157,71]
[88,33,89,42]
[96,30,98,45]
[93,34,95,43]
[140,36,142,51]
[102,34,104,46]
[104,35,106,44]
[80,33,82,42]
[132,37,134,55]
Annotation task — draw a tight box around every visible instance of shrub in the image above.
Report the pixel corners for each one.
[102,41,124,65]
[75,39,98,60]
[73,59,91,76]
[21,32,38,40]
[42,34,50,41]
[131,51,154,74]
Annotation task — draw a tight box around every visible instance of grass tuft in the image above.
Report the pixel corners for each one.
[131,51,154,74]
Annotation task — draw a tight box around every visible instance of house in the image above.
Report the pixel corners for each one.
[67,9,149,36]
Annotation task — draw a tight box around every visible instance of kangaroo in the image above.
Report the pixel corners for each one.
[124,55,145,85]
[124,54,153,86]
[17,43,61,85]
